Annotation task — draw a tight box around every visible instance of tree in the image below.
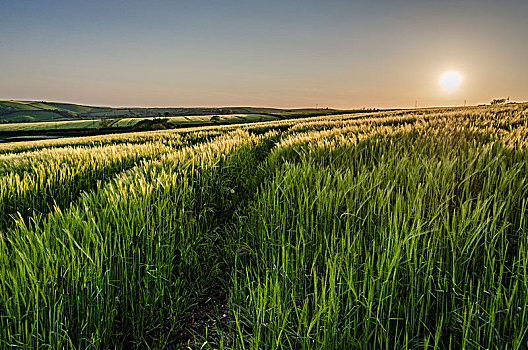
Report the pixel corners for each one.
[490,98,507,105]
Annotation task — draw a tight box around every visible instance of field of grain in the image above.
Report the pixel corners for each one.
[0,114,280,132]
[0,104,527,349]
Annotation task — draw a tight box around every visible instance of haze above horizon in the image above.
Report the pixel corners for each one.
[2,0,527,109]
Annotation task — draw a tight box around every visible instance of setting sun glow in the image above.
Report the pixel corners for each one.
[441,71,462,91]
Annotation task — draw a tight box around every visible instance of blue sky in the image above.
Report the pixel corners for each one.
[1,0,527,108]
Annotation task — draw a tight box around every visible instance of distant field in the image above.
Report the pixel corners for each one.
[45,102,109,114]
[1,110,68,123]
[0,114,279,132]
[0,119,95,131]
[0,100,104,122]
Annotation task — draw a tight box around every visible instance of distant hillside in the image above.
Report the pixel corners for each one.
[0,100,364,123]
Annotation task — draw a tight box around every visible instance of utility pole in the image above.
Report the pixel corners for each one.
[415,100,417,109]
[464,99,467,107]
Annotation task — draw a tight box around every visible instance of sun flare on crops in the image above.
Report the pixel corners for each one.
[441,71,462,91]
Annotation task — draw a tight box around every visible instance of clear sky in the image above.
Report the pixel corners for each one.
[1,0,527,109]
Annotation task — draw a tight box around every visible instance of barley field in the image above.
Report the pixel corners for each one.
[0,104,527,349]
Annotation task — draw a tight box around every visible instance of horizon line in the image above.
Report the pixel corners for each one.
[2,98,526,111]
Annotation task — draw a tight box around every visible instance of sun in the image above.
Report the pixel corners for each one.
[440,71,462,91]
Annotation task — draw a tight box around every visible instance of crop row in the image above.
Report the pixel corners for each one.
[0,104,527,348]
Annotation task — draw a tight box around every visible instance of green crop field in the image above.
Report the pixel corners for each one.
[0,119,99,132]
[0,114,279,134]
[0,105,527,349]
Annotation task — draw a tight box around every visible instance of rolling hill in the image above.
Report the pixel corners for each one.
[0,100,360,123]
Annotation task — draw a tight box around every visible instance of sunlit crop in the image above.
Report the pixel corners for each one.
[0,104,527,349]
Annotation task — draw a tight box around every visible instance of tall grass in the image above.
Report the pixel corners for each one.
[0,127,226,155]
[0,128,236,229]
[0,104,527,349]
[221,106,528,349]
[0,130,278,348]
[0,141,178,229]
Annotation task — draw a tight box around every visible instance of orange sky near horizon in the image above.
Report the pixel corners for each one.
[1,0,527,109]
